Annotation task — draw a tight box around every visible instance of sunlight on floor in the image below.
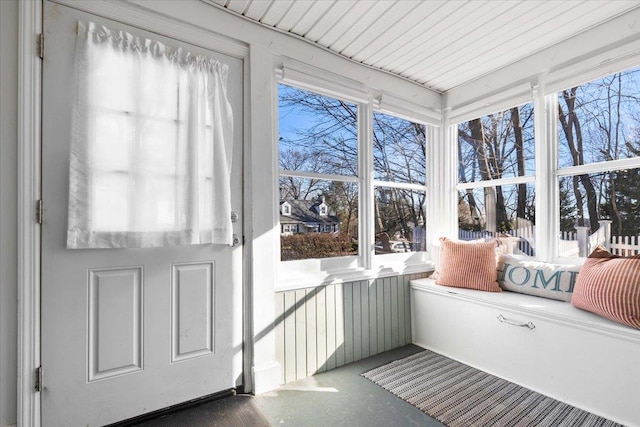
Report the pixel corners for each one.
[271,386,340,393]
[264,377,340,394]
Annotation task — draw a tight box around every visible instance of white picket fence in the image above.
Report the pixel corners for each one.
[609,235,640,256]
[458,227,535,256]
[558,231,579,258]
[458,228,535,242]
[460,221,640,257]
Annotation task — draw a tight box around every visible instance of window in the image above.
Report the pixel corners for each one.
[556,67,640,257]
[456,103,535,256]
[276,73,433,275]
[373,112,427,254]
[278,83,359,261]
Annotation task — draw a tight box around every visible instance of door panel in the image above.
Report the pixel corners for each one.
[88,266,143,381]
[171,262,215,362]
[41,2,244,425]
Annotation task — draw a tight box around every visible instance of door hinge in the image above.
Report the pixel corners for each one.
[35,366,42,392]
[36,199,43,224]
[37,33,44,60]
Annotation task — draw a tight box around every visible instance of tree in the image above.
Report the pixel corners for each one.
[325,181,358,238]
[511,106,527,220]
[372,112,426,240]
[601,168,640,236]
[457,105,534,234]
[558,177,576,233]
[558,88,600,232]
[279,85,358,177]
[280,84,428,247]
[279,146,325,200]
[557,69,640,236]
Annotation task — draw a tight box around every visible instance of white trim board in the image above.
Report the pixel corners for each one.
[51,0,248,59]
[17,1,42,426]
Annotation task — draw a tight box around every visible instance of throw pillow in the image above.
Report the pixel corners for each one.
[497,254,581,302]
[571,246,640,330]
[435,237,501,292]
[429,237,487,281]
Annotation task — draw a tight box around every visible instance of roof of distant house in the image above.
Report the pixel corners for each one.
[280,199,340,225]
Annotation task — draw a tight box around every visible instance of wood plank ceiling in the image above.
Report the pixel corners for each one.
[203,0,640,93]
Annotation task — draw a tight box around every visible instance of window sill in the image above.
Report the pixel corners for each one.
[275,260,435,292]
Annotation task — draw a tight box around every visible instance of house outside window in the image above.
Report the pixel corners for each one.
[281,202,291,216]
[279,199,339,237]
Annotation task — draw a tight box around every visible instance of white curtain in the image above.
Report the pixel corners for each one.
[67,21,234,248]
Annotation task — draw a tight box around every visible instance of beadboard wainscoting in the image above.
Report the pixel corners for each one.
[274,273,430,384]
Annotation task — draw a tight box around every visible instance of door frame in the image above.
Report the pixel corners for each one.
[17,1,42,425]
[17,1,252,425]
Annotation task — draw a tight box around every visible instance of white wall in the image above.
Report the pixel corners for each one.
[0,0,19,425]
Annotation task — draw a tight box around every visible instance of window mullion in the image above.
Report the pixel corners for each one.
[279,170,359,182]
[456,175,535,190]
[556,157,640,177]
[440,110,458,241]
[425,123,440,249]
[361,101,374,270]
[373,180,428,191]
[535,88,557,262]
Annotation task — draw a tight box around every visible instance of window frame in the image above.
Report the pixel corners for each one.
[275,75,365,286]
[370,109,430,267]
[453,101,537,255]
[275,64,437,289]
[276,59,640,289]
[550,71,640,261]
[447,64,640,263]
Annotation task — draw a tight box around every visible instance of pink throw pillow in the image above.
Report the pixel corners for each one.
[435,237,501,292]
[571,246,640,330]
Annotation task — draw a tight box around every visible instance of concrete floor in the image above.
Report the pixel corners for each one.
[137,345,445,427]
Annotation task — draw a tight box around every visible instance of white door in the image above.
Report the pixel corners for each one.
[41,3,244,425]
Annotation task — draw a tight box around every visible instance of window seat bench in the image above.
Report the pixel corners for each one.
[410,278,640,426]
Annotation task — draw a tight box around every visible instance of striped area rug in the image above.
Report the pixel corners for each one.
[362,350,622,427]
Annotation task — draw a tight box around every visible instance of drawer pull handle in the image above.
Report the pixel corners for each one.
[497,314,535,330]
